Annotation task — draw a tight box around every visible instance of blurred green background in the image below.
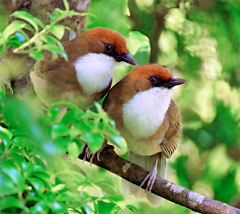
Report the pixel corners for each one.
[0,0,239,213]
[86,0,240,213]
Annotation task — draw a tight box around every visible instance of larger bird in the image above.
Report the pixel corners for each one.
[103,65,186,206]
[30,27,136,109]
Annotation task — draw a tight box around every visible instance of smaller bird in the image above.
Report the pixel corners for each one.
[103,65,186,206]
[30,27,136,110]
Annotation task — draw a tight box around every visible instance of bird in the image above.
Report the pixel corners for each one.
[102,64,186,206]
[30,27,136,110]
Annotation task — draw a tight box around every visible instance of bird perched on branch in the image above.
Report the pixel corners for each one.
[30,27,136,109]
[103,64,186,206]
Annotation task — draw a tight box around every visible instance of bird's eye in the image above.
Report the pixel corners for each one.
[105,44,114,53]
[149,76,159,85]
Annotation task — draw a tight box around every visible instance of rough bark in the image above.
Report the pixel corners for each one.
[79,145,240,214]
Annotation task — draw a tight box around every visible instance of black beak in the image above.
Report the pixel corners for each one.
[164,78,186,89]
[119,53,137,65]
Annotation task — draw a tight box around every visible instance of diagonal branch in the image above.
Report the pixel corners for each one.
[78,145,240,214]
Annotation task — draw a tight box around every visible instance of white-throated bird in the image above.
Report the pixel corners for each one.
[30,27,136,109]
[103,64,186,206]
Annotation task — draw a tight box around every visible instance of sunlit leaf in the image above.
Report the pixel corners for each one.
[2,161,25,192]
[94,181,116,194]
[49,25,65,40]
[29,50,44,60]
[27,178,45,194]
[84,132,104,154]
[68,142,81,160]
[2,21,27,40]
[11,11,39,32]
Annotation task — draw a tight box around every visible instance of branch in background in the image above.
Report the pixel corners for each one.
[79,145,240,214]
[128,0,181,63]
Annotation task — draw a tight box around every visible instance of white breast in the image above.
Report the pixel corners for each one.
[74,53,117,94]
[122,87,172,138]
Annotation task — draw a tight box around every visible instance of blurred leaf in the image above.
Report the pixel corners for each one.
[27,178,45,194]
[29,50,44,60]
[30,201,49,213]
[84,132,104,154]
[0,126,12,149]
[214,168,238,203]
[94,181,117,194]
[49,25,66,40]
[0,196,25,211]
[68,142,81,160]
[2,161,25,192]
[11,11,39,32]
[52,123,70,136]
[126,204,138,212]
[97,201,116,214]
[1,21,27,40]
[52,201,67,213]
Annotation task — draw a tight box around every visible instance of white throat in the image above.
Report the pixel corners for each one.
[74,53,117,94]
[123,87,172,138]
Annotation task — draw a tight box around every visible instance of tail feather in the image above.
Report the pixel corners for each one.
[122,151,167,206]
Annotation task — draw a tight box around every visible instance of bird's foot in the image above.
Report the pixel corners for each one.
[139,154,159,192]
[140,164,157,192]
[82,141,106,165]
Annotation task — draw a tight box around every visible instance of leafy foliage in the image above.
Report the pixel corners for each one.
[0,0,79,60]
[0,80,129,213]
[0,0,240,213]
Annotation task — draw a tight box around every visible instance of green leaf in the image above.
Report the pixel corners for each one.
[11,11,39,32]
[2,161,25,192]
[0,126,12,149]
[81,204,94,214]
[52,201,67,213]
[54,8,64,18]
[29,50,44,60]
[61,108,84,124]
[68,142,81,160]
[27,178,45,194]
[21,160,34,177]
[2,21,27,40]
[40,35,64,50]
[56,192,76,202]
[84,133,104,154]
[33,172,52,189]
[41,44,67,59]
[34,156,47,170]
[52,123,69,136]
[63,0,70,11]
[51,184,66,193]
[49,25,65,40]
[30,201,49,214]
[48,13,57,21]
[0,196,25,211]
[94,181,116,194]
[33,17,45,29]
[126,204,138,212]
[0,174,18,196]
[97,201,116,214]
[11,136,34,149]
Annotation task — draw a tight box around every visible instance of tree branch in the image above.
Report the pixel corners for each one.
[78,145,240,214]
[128,0,181,63]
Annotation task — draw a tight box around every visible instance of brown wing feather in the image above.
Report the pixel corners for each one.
[160,100,181,159]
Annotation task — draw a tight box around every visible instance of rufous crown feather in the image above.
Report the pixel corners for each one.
[86,28,128,54]
[129,65,173,82]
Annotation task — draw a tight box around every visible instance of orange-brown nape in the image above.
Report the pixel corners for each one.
[129,64,173,82]
[86,27,127,54]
